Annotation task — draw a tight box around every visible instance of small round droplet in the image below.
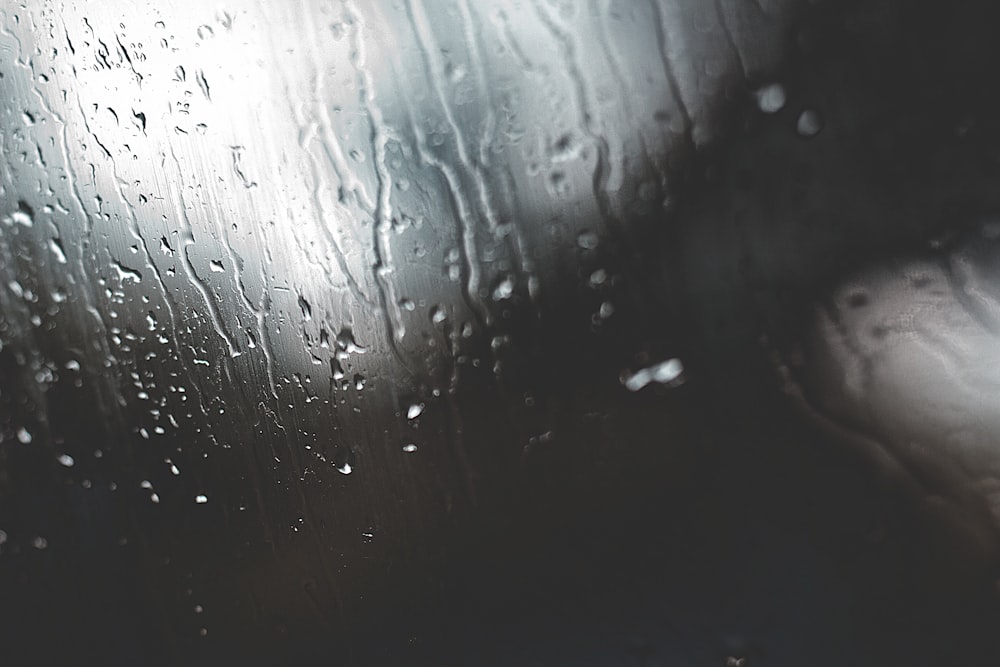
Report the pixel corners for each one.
[407,403,424,420]
[754,83,786,113]
[492,276,514,301]
[796,109,824,138]
[57,454,74,467]
[576,230,599,250]
[195,494,208,504]
[402,443,418,453]
[16,427,32,444]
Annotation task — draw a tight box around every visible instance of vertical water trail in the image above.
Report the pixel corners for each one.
[404,0,491,328]
[344,0,420,377]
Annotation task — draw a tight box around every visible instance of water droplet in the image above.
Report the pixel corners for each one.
[402,443,418,453]
[622,358,685,392]
[11,200,34,227]
[16,427,32,444]
[492,276,515,301]
[112,261,143,283]
[196,69,211,101]
[298,294,312,321]
[549,133,580,162]
[588,269,608,287]
[336,328,365,353]
[576,230,599,250]
[407,403,424,420]
[57,454,74,467]
[49,238,67,264]
[796,109,824,137]
[209,260,225,273]
[754,83,786,113]
[32,536,47,550]
[430,305,447,324]
[333,445,355,475]
[549,170,569,195]
[195,494,208,504]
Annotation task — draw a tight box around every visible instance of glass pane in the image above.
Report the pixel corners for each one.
[2,1,999,664]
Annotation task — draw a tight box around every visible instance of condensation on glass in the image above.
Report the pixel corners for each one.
[4,0,1000,663]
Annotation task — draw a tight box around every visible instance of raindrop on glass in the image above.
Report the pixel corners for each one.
[796,109,824,137]
[622,358,685,392]
[754,83,786,113]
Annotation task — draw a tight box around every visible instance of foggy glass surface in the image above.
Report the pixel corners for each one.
[3,0,1000,665]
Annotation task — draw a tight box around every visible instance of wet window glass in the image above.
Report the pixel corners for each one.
[2,1,1000,664]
